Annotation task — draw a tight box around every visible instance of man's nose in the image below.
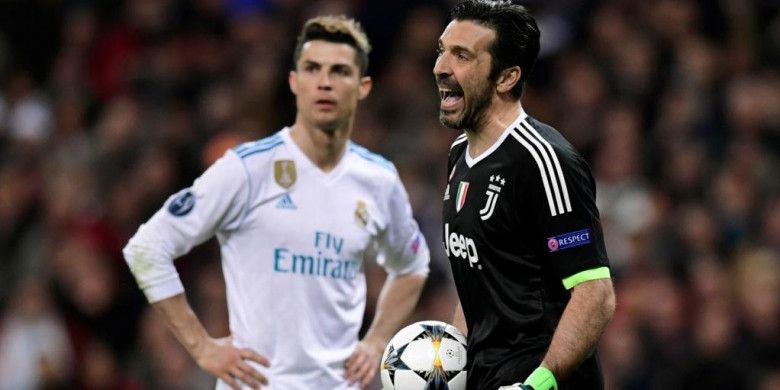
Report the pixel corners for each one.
[317,71,332,90]
[433,54,451,79]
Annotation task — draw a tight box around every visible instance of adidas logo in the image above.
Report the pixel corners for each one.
[276,194,296,209]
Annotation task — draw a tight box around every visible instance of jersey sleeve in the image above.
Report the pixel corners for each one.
[376,173,430,277]
[123,150,250,302]
[524,149,611,289]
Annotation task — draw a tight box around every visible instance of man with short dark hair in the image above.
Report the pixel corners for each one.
[124,15,429,390]
[435,1,616,389]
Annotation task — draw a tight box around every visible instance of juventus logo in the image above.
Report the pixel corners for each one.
[479,174,505,220]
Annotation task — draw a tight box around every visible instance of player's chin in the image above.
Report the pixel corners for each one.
[438,110,464,129]
[313,117,345,132]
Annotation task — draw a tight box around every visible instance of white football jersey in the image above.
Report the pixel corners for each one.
[123,127,430,390]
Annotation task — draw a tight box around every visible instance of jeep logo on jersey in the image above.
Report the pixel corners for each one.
[455,182,469,212]
[479,174,505,220]
[444,223,480,269]
[274,160,297,188]
[168,190,195,217]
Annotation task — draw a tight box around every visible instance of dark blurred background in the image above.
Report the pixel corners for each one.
[0,0,779,389]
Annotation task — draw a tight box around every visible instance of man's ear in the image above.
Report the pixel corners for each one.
[289,70,298,95]
[358,76,372,100]
[496,66,521,95]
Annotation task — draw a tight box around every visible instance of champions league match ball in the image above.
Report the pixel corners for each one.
[380,320,467,390]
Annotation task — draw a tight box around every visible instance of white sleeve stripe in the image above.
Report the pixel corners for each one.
[520,121,572,213]
[232,151,254,230]
[517,122,572,215]
[450,134,467,149]
[516,125,565,214]
[509,130,558,216]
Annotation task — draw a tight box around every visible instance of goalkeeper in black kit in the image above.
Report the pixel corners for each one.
[435,1,616,389]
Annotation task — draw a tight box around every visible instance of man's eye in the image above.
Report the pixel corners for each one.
[436,47,444,57]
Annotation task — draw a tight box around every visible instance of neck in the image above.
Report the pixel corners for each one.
[465,99,524,158]
[289,117,352,172]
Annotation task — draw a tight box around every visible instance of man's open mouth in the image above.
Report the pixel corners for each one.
[439,88,464,110]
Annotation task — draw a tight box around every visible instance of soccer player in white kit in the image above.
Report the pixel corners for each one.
[123,16,430,390]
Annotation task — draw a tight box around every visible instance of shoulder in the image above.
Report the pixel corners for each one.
[447,133,468,167]
[219,132,287,191]
[507,116,594,216]
[232,132,285,160]
[347,142,398,176]
[507,116,584,170]
[227,132,287,176]
[449,133,467,151]
[449,133,467,157]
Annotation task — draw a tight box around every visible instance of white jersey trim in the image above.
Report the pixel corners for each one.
[510,120,572,217]
[465,110,529,168]
[450,133,467,149]
[509,130,558,216]
[520,120,572,213]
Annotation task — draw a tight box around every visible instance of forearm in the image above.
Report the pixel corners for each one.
[363,273,427,344]
[152,293,211,357]
[541,278,615,380]
[452,300,468,336]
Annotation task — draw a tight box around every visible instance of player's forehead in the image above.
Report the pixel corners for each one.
[439,20,495,54]
[297,40,360,69]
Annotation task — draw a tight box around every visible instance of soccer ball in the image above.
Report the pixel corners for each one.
[380,320,467,390]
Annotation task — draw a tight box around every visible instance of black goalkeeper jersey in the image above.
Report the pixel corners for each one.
[442,113,610,390]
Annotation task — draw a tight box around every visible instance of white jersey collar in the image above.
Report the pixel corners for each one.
[464,109,529,167]
[280,127,350,184]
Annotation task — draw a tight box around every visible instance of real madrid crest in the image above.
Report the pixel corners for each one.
[355,200,369,227]
[274,160,297,189]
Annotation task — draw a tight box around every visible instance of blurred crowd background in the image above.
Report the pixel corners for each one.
[0,0,779,389]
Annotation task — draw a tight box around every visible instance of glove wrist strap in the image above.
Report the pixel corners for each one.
[525,366,558,390]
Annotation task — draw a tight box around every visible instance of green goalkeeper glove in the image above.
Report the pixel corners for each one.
[496,366,558,390]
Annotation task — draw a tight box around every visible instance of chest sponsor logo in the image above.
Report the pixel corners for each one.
[274,160,297,189]
[455,182,469,212]
[273,231,360,280]
[444,223,480,269]
[479,174,505,221]
[548,229,592,252]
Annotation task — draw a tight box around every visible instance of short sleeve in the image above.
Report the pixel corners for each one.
[376,174,430,277]
[525,150,610,288]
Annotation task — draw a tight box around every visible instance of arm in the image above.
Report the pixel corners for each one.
[344,170,430,386]
[451,300,468,336]
[541,278,615,379]
[152,294,269,389]
[500,278,615,390]
[511,150,615,389]
[124,151,268,389]
[345,272,427,387]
